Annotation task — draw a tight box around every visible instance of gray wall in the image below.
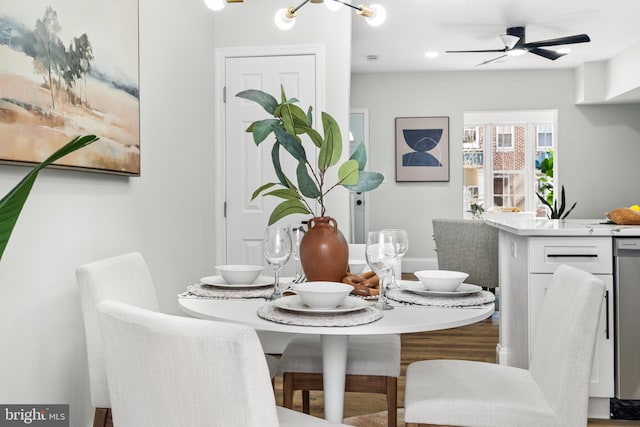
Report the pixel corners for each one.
[351,70,640,264]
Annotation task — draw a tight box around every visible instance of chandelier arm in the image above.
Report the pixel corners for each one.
[291,0,313,14]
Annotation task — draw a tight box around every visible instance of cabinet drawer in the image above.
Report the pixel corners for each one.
[529,237,612,274]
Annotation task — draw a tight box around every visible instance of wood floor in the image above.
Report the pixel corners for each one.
[272,312,640,426]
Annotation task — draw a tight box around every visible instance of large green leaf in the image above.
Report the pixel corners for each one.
[296,161,321,198]
[296,126,323,148]
[0,135,99,261]
[349,142,367,170]
[338,159,359,185]
[270,143,289,187]
[344,171,384,192]
[247,119,279,145]
[251,182,277,200]
[236,89,278,115]
[268,199,310,225]
[318,112,342,171]
[272,125,307,163]
[264,188,300,200]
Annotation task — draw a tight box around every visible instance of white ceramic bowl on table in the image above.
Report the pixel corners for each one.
[413,270,469,292]
[215,265,264,285]
[291,282,352,309]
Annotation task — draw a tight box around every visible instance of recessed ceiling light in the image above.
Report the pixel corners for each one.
[557,47,572,54]
[424,51,439,59]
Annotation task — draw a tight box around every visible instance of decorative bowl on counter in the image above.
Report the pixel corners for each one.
[413,270,469,292]
[215,264,264,285]
[290,281,353,309]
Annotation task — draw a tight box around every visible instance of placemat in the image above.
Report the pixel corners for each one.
[257,303,383,327]
[183,283,274,299]
[387,288,495,307]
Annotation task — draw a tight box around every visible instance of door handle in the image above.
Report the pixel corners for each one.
[605,290,610,340]
[546,254,598,258]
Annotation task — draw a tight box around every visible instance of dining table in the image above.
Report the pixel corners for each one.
[178,283,494,423]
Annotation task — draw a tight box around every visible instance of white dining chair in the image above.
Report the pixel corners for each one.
[76,252,160,427]
[280,334,401,427]
[403,264,605,427]
[97,300,349,427]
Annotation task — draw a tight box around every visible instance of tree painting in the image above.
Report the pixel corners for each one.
[0,1,140,175]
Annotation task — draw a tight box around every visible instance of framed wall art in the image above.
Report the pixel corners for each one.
[396,116,449,182]
[0,0,140,175]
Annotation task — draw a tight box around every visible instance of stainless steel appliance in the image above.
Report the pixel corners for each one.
[613,237,640,418]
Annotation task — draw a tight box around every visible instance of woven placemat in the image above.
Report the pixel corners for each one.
[185,283,274,299]
[257,303,383,327]
[387,288,495,307]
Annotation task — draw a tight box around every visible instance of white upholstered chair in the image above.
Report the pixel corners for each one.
[97,300,349,427]
[76,252,159,427]
[280,334,401,427]
[403,264,605,427]
[432,218,499,290]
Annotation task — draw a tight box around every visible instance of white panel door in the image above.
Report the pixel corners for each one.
[225,55,317,266]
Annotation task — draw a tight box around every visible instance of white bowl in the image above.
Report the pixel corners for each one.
[291,282,352,309]
[413,270,469,292]
[349,259,368,275]
[215,265,264,285]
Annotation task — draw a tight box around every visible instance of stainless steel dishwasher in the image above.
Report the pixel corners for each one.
[612,237,640,419]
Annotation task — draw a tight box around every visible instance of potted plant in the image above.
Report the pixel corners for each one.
[0,135,99,261]
[236,86,383,281]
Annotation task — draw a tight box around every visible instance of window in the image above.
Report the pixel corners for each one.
[536,124,553,150]
[496,126,514,151]
[463,126,479,149]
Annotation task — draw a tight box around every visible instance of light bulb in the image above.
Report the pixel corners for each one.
[204,0,225,11]
[274,8,296,30]
[324,0,343,11]
[506,48,526,56]
[364,4,386,26]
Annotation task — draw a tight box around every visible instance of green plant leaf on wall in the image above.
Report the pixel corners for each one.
[236,89,278,115]
[338,159,359,185]
[268,199,310,225]
[0,134,99,261]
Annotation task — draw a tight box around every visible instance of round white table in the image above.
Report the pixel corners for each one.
[178,297,494,422]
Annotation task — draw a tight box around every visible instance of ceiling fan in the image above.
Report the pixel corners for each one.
[446,26,591,66]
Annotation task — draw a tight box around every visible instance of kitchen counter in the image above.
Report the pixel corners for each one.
[486,218,640,237]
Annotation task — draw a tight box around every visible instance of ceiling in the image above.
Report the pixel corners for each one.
[351,0,640,73]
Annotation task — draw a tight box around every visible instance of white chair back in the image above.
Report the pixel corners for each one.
[98,300,280,427]
[76,252,159,407]
[529,264,605,426]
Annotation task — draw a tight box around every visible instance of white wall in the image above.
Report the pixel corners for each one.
[351,70,640,266]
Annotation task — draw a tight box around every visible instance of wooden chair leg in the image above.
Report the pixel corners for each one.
[283,373,294,409]
[302,390,311,414]
[93,408,112,427]
[386,377,397,427]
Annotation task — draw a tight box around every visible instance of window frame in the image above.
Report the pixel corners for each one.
[496,125,514,152]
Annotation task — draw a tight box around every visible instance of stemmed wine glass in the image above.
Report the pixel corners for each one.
[366,230,398,310]
[289,224,306,283]
[382,229,409,288]
[263,226,292,300]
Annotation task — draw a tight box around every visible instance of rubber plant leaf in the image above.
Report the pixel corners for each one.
[236,89,278,115]
[0,135,99,261]
[296,161,321,199]
[318,112,342,171]
[270,143,289,187]
[247,119,279,145]
[272,125,307,164]
[338,159,359,186]
[344,171,384,193]
[268,199,310,225]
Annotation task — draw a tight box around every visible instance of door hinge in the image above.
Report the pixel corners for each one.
[223,86,226,103]
[224,201,227,218]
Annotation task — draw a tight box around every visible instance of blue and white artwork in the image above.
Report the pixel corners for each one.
[396,117,449,182]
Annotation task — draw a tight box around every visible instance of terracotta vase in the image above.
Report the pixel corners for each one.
[299,216,349,282]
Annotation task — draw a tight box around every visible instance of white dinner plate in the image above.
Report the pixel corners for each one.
[200,275,274,288]
[272,295,370,313]
[398,280,482,296]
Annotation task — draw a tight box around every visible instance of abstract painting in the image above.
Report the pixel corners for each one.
[0,0,140,175]
[396,116,449,182]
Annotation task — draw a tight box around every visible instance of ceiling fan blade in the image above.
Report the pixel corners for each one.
[446,49,506,53]
[476,54,508,66]
[524,34,591,49]
[528,48,565,61]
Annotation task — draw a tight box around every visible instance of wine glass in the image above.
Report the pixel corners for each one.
[289,224,306,283]
[366,230,398,310]
[382,229,409,288]
[263,227,292,300]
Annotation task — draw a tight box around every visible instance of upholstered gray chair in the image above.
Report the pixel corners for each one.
[280,334,401,427]
[432,218,499,290]
[403,264,605,427]
[98,300,349,427]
